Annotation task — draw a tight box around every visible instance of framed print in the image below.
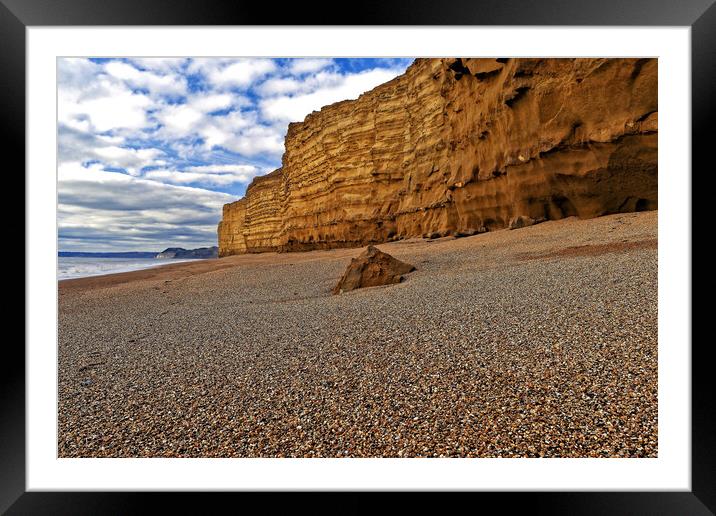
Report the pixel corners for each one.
[5,0,713,513]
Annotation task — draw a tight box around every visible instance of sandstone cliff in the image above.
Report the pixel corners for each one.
[218,58,657,256]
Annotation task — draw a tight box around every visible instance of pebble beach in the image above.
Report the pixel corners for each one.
[58,211,658,458]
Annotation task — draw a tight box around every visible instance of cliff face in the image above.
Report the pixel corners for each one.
[219,58,657,256]
[218,169,283,254]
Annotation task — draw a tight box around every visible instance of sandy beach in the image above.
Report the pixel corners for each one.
[58,211,657,457]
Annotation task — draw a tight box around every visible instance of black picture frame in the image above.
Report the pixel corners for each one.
[5,0,712,513]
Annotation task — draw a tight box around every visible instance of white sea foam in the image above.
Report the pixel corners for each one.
[58,257,196,280]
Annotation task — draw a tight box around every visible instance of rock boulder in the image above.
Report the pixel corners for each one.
[333,246,415,294]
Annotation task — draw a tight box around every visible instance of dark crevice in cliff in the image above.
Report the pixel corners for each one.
[537,129,657,161]
[505,86,531,107]
[474,69,502,81]
[448,58,471,80]
[553,196,579,218]
[635,109,657,122]
[630,58,651,82]
[635,198,650,211]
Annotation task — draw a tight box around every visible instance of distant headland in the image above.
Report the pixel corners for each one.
[59,246,219,259]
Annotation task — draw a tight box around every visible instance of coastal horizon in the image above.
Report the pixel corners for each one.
[57,246,220,280]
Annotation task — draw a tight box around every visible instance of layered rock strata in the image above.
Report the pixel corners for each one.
[218,58,657,256]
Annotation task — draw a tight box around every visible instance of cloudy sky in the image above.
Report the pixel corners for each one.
[58,57,413,252]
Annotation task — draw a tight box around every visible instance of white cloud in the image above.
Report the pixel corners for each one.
[218,125,286,156]
[153,92,251,144]
[288,58,335,74]
[104,60,187,97]
[259,68,405,122]
[59,161,233,206]
[185,164,259,174]
[153,102,284,157]
[189,93,234,112]
[256,77,303,97]
[142,164,261,186]
[58,124,165,175]
[190,58,278,89]
[256,70,344,98]
[59,71,154,133]
[59,59,185,139]
[58,58,100,89]
[128,58,189,73]
[155,103,205,136]
[92,146,165,175]
[82,87,153,132]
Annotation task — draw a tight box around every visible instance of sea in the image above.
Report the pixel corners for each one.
[58,256,195,280]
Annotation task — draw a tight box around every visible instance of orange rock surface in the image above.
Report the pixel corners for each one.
[332,245,415,294]
[218,58,657,256]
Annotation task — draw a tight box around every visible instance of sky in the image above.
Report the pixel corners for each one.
[58,57,414,252]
